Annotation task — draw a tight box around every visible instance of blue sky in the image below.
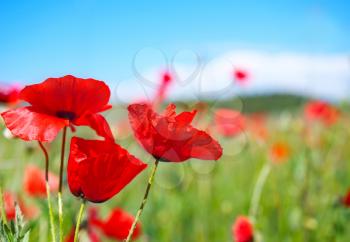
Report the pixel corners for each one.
[0,0,349,99]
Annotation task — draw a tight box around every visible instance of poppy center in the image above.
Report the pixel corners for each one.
[56,111,76,121]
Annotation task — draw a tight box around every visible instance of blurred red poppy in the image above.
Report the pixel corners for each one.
[0,84,21,105]
[96,208,142,241]
[154,70,173,106]
[67,137,147,203]
[304,100,339,125]
[64,226,101,242]
[215,108,245,137]
[233,68,249,85]
[2,192,17,220]
[1,191,37,220]
[23,164,59,197]
[342,189,350,207]
[270,141,290,163]
[247,113,268,141]
[232,216,254,242]
[1,75,113,142]
[128,103,222,162]
[65,208,102,242]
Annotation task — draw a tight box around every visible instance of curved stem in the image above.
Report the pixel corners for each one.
[38,141,56,242]
[58,126,67,242]
[249,161,271,221]
[125,159,160,242]
[38,141,49,182]
[73,200,86,242]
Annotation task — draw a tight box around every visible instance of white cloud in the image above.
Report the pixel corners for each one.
[112,50,350,103]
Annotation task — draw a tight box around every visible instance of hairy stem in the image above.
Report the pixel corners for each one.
[46,182,57,242]
[125,159,160,242]
[73,200,86,242]
[38,141,56,242]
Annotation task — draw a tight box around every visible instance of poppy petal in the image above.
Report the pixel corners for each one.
[74,113,114,141]
[20,75,111,118]
[1,107,68,142]
[67,137,147,203]
[175,110,197,125]
[188,130,223,161]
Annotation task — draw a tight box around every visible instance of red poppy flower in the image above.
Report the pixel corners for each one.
[304,100,339,125]
[233,68,249,85]
[95,208,142,241]
[1,75,113,142]
[0,84,21,105]
[232,216,254,242]
[128,103,222,162]
[23,164,59,197]
[270,141,290,163]
[215,108,245,137]
[342,189,350,207]
[67,137,147,203]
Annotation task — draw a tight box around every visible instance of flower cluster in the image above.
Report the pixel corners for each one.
[1,75,223,241]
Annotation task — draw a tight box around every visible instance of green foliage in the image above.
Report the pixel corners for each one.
[0,204,33,242]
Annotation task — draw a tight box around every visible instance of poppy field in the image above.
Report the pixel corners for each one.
[0,74,349,242]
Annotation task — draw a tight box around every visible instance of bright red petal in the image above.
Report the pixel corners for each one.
[74,113,114,141]
[175,110,197,125]
[1,107,68,142]
[20,75,111,118]
[187,130,223,161]
[67,137,147,203]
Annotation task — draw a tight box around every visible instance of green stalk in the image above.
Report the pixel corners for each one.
[58,127,67,242]
[249,161,271,221]
[46,182,57,242]
[73,200,86,242]
[38,141,56,242]
[125,159,160,242]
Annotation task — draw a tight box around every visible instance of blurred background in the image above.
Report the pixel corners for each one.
[1,1,350,242]
[0,0,349,103]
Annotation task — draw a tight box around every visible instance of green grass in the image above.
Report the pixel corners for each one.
[1,99,350,242]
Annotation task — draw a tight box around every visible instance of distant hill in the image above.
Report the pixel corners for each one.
[175,94,310,113]
[234,94,309,113]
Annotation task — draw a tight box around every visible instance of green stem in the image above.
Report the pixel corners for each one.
[38,141,56,242]
[249,161,271,221]
[46,182,57,242]
[0,186,8,226]
[73,200,86,242]
[58,192,63,242]
[58,127,67,242]
[125,159,160,242]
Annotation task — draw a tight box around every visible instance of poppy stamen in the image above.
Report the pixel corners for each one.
[56,111,76,121]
